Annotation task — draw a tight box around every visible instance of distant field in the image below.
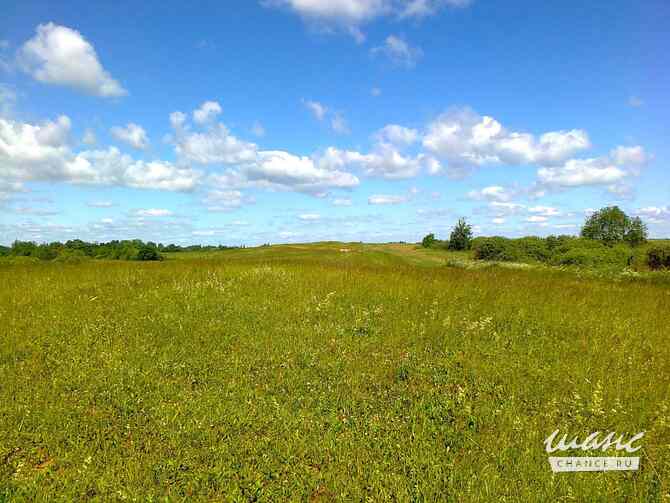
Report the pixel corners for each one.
[1,243,669,500]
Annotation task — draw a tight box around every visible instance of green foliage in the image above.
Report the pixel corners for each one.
[448,218,473,251]
[647,244,670,270]
[421,233,436,248]
[580,206,648,245]
[136,245,163,261]
[473,236,635,269]
[625,217,648,246]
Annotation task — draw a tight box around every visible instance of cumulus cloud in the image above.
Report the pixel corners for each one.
[265,0,470,40]
[0,116,200,192]
[423,108,590,173]
[18,23,126,97]
[110,123,149,150]
[170,111,187,130]
[317,145,426,179]
[467,185,515,202]
[374,124,418,147]
[538,158,626,188]
[193,101,222,125]
[371,35,422,67]
[175,124,258,165]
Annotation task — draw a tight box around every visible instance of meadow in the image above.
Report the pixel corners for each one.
[1,243,669,501]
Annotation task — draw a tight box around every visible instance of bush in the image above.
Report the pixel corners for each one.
[647,245,670,270]
[136,246,163,261]
[473,237,520,262]
[421,233,436,248]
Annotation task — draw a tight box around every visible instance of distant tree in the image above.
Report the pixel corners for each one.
[581,206,647,246]
[448,218,473,251]
[136,245,162,261]
[421,233,436,248]
[625,217,648,247]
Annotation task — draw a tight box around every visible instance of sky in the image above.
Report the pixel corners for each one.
[0,0,668,246]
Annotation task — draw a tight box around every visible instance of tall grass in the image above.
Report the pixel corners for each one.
[1,244,668,500]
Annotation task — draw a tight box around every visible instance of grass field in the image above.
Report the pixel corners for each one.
[1,243,669,501]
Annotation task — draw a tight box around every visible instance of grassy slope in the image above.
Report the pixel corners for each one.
[1,243,669,501]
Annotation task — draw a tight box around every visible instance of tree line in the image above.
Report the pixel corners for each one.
[0,239,239,262]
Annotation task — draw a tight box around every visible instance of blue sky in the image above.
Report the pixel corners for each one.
[1,0,668,245]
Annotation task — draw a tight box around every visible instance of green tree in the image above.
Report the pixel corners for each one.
[448,218,473,251]
[580,206,647,245]
[625,217,648,247]
[421,233,436,248]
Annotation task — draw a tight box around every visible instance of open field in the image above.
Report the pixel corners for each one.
[1,243,669,501]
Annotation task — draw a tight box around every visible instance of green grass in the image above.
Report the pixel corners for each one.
[1,243,669,501]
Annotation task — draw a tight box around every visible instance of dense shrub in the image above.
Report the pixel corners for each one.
[421,233,436,248]
[473,237,520,262]
[473,236,635,269]
[647,245,670,270]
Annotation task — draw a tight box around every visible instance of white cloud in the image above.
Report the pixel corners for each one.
[332,197,352,206]
[18,23,126,97]
[492,217,505,225]
[371,87,382,97]
[423,108,590,172]
[467,185,514,202]
[331,112,350,134]
[175,124,258,165]
[317,145,427,179]
[371,35,422,67]
[303,99,328,121]
[610,145,649,171]
[368,194,407,205]
[110,123,149,150]
[135,208,173,217]
[170,111,187,129]
[246,150,360,194]
[537,158,627,188]
[628,96,643,108]
[193,101,222,125]
[82,129,96,146]
[374,124,418,147]
[0,116,201,192]
[525,215,548,223]
[266,0,470,40]
[527,205,560,217]
[203,189,246,211]
[298,213,321,221]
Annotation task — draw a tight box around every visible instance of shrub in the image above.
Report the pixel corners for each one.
[421,233,436,248]
[647,245,670,270]
[473,237,520,262]
[136,246,163,261]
